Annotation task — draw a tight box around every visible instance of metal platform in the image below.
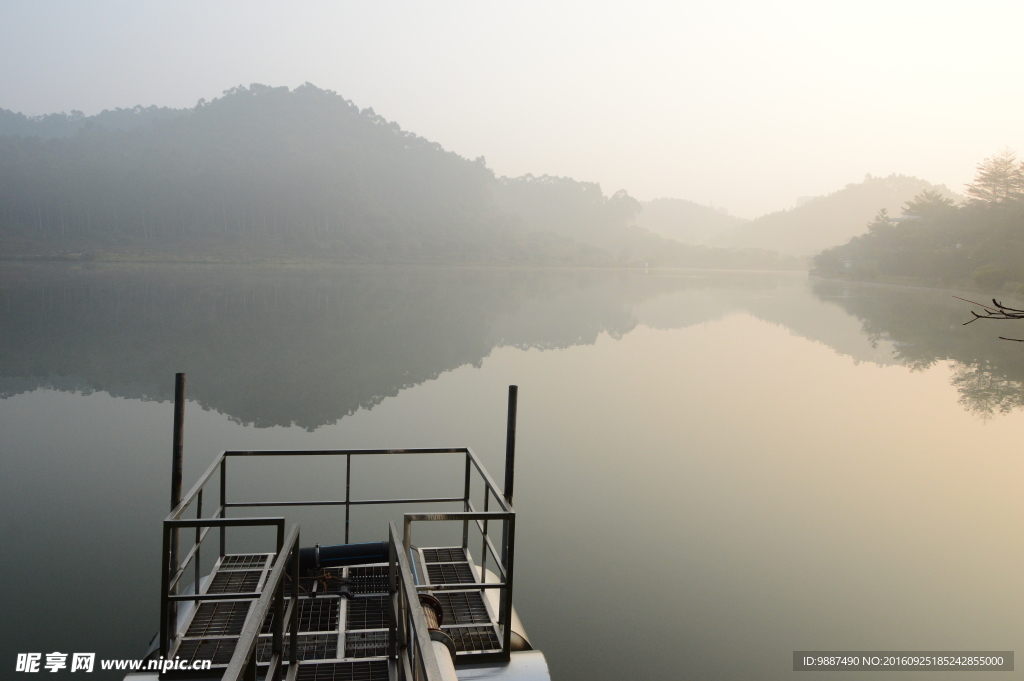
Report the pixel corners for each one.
[169,543,505,677]
[157,447,520,681]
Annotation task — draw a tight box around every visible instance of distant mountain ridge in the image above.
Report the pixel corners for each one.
[639,175,961,258]
[0,84,801,270]
[711,174,960,256]
[635,198,746,245]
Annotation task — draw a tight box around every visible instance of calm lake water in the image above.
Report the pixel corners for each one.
[2,262,1023,680]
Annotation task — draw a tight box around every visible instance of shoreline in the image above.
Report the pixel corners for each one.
[0,252,809,273]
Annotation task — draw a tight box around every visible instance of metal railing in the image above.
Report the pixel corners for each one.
[222,524,300,681]
[389,523,445,681]
[159,447,517,677]
[403,508,515,662]
[160,516,285,657]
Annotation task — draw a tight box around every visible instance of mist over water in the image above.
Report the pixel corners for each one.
[1,263,1021,680]
[4,3,1024,678]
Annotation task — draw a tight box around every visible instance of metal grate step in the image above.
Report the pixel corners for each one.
[436,591,490,625]
[256,633,338,662]
[421,548,467,563]
[262,597,340,634]
[426,562,474,585]
[446,625,501,653]
[186,601,251,637]
[348,566,388,594]
[345,631,388,659]
[175,637,237,666]
[219,554,269,571]
[207,569,262,594]
[346,596,389,631]
[296,660,389,681]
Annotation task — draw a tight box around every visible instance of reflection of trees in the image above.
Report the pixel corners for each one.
[950,361,1024,418]
[812,279,1024,417]
[0,264,697,429]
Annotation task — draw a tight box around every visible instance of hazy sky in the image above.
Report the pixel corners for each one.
[3,0,1023,218]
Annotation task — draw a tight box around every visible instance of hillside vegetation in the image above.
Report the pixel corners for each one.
[813,151,1024,291]
[0,84,801,269]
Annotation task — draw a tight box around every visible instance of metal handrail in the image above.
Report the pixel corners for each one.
[169,452,225,521]
[222,523,300,681]
[168,448,511,522]
[403,510,516,661]
[160,517,285,658]
[159,445,518,669]
[389,522,445,681]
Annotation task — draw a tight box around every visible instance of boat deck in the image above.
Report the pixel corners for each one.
[169,546,502,680]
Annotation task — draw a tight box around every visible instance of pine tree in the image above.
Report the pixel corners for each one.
[902,189,955,221]
[965,149,1024,204]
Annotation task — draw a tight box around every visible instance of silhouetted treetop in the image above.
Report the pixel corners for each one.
[0,104,188,138]
[965,149,1024,205]
[902,189,956,221]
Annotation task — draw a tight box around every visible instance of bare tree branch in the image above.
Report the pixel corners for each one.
[958,296,1024,342]
[957,296,1024,323]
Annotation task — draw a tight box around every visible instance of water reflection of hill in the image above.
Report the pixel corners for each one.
[0,264,782,429]
[809,280,1024,416]
[5,265,1013,424]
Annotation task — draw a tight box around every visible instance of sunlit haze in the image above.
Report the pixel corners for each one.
[3,0,1023,217]
[4,5,1024,678]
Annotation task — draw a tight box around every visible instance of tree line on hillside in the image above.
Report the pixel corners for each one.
[0,84,801,269]
[0,105,186,139]
[812,150,1024,289]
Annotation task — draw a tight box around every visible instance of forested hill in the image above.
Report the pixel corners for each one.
[0,84,802,269]
[812,151,1024,291]
[0,84,503,262]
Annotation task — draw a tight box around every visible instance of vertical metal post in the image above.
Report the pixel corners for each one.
[159,523,171,657]
[345,454,352,544]
[170,373,185,642]
[500,513,516,661]
[219,457,226,557]
[272,548,284,673]
[403,518,412,568]
[462,452,471,549]
[501,385,517,566]
[171,373,185,511]
[388,525,398,664]
[290,530,299,670]
[481,491,489,582]
[195,489,202,607]
[503,385,518,505]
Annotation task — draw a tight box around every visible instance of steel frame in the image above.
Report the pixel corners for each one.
[159,447,516,680]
